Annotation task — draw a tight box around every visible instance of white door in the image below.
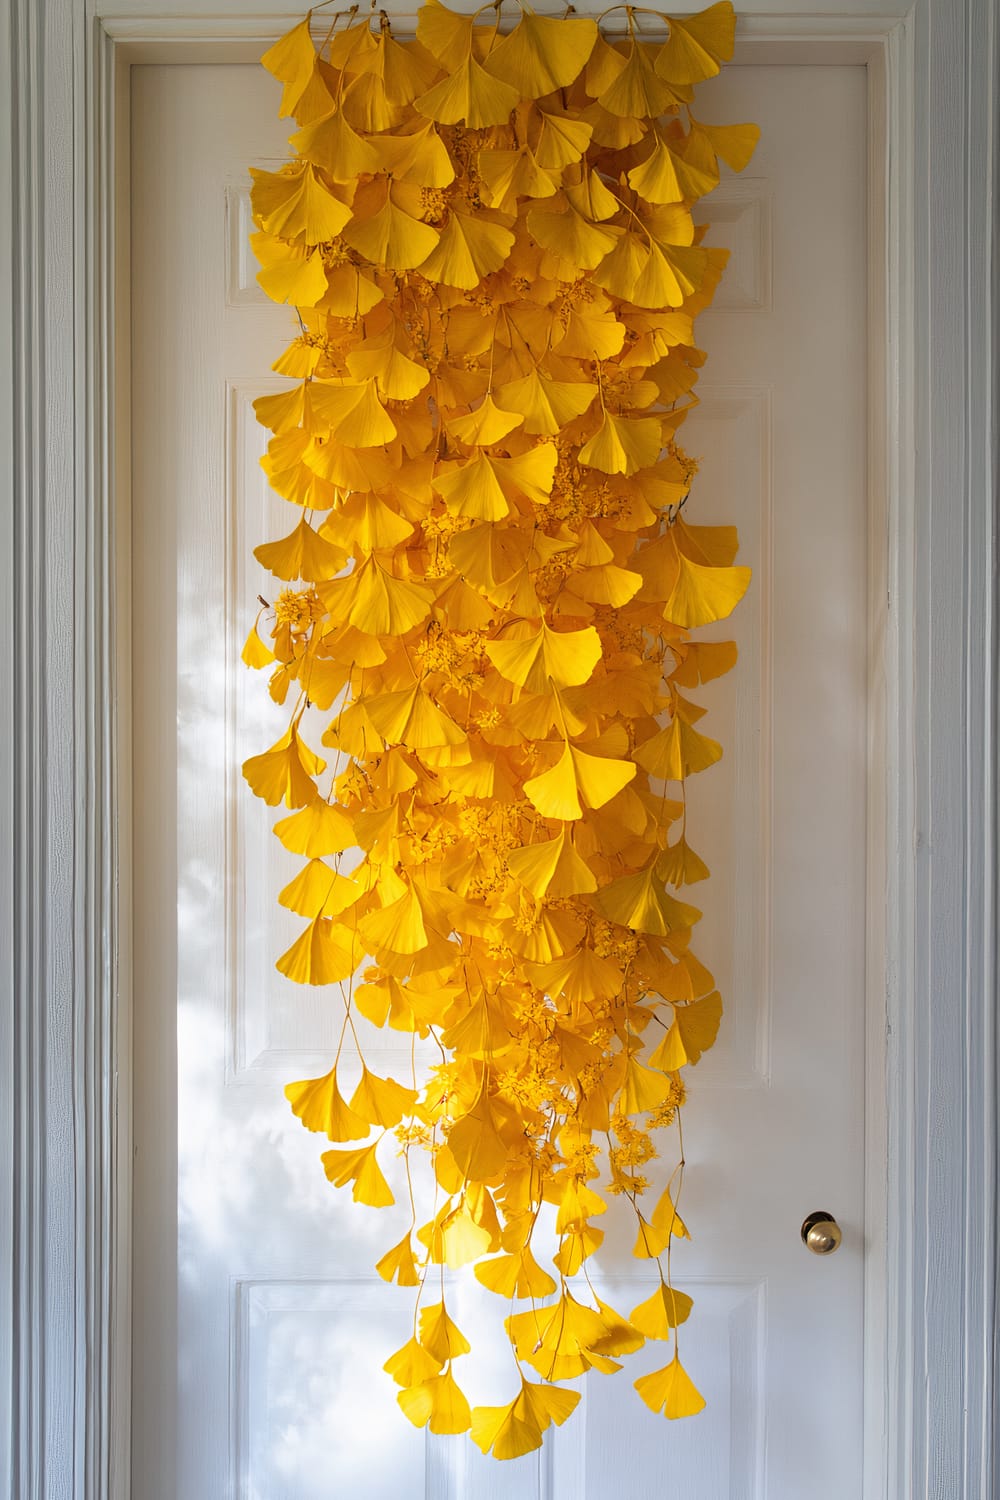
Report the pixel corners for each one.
[131,56,868,1500]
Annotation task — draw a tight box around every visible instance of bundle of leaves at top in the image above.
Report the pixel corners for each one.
[242,0,758,1459]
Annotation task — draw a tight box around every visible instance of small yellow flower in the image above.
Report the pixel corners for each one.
[273,587,322,634]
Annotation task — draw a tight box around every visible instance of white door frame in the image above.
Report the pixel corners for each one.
[1,4,995,1497]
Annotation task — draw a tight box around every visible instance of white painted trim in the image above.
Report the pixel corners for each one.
[0,0,14,1488]
[2,5,996,1498]
[897,1,998,1492]
[861,24,901,1499]
[874,15,918,1498]
[99,13,902,66]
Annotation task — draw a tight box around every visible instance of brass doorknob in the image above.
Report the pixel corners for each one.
[801,1210,842,1255]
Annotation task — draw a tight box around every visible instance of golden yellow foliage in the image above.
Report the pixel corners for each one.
[634,1353,708,1419]
[243,0,756,1460]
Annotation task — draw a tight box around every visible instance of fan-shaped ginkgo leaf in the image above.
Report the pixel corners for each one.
[475,1247,557,1299]
[374,118,457,187]
[398,1368,472,1435]
[470,1376,580,1460]
[470,1397,543,1461]
[568,172,620,225]
[250,162,351,244]
[668,639,740,690]
[598,40,678,118]
[322,555,434,636]
[416,54,520,128]
[323,492,414,552]
[367,28,442,105]
[630,1283,695,1338]
[657,0,736,84]
[529,945,623,1005]
[261,17,320,118]
[578,410,663,475]
[590,229,648,300]
[686,115,761,174]
[628,135,719,204]
[593,864,701,937]
[242,725,325,808]
[418,1301,471,1363]
[359,883,429,955]
[350,1066,419,1126]
[620,1053,673,1113]
[290,106,381,179]
[486,621,601,693]
[253,382,305,434]
[285,1067,370,1141]
[417,211,516,289]
[584,30,627,94]
[534,109,593,169]
[526,200,620,270]
[478,146,558,211]
[241,618,274,669]
[376,1232,422,1287]
[634,1183,690,1256]
[346,329,430,400]
[307,378,398,447]
[635,242,701,309]
[342,187,441,270]
[254,517,346,581]
[384,1336,441,1388]
[507,828,598,899]
[524,740,636,820]
[340,69,408,134]
[272,798,354,858]
[448,1094,512,1179]
[363,683,466,748]
[659,833,712,885]
[447,394,524,446]
[432,453,511,521]
[567,561,644,607]
[415,0,475,60]
[252,234,329,307]
[555,304,627,359]
[664,550,752,627]
[485,13,597,95]
[634,1355,707,1419]
[506,1291,614,1380]
[321,263,385,318]
[522,1374,582,1427]
[635,714,723,780]
[496,367,597,435]
[649,991,723,1070]
[325,18,378,68]
[276,916,363,986]
[321,1142,395,1207]
[448,524,528,598]
[277,858,359,918]
[491,445,560,505]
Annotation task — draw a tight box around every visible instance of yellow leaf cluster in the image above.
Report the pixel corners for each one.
[244,0,756,1462]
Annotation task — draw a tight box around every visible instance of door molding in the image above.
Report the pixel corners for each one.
[2,5,995,1498]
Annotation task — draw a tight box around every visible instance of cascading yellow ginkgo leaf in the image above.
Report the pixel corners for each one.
[243,0,758,1460]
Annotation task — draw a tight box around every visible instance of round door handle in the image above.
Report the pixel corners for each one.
[801,1210,842,1255]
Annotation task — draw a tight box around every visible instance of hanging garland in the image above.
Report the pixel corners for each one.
[243,0,757,1460]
